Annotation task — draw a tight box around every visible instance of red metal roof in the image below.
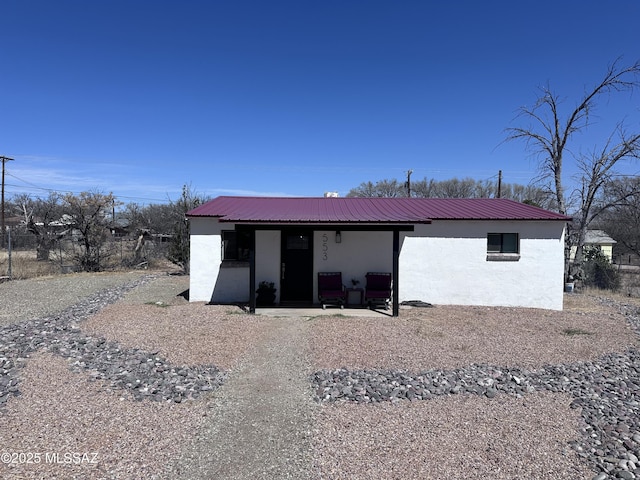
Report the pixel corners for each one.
[186,196,571,223]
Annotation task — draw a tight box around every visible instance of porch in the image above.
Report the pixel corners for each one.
[255,306,393,318]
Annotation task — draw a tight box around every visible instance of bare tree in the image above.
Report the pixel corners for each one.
[474,179,496,198]
[409,178,437,198]
[347,179,404,198]
[348,176,549,203]
[507,58,640,215]
[596,177,640,259]
[168,184,209,274]
[433,178,478,198]
[121,202,177,238]
[14,192,64,261]
[506,58,640,280]
[62,191,117,272]
[120,202,145,231]
[507,184,556,209]
[570,131,640,275]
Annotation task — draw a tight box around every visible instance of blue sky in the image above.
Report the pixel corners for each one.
[1,1,639,205]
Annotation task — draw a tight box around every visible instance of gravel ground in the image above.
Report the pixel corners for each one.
[310,297,640,480]
[2,273,640,479]
[0,352,208,479]
[313,393,591,479]
[84,303,271,370]
[170,316,314,479]
[0,271,150,326]
[309,298,639,370]
[115,273,190,306]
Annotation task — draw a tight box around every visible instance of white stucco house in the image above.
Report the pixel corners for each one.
[570,229,617,263]
[187,196,571,314]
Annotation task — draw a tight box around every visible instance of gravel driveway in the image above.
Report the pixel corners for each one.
[1,272,640,479]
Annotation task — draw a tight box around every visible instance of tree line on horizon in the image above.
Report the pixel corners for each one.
[346,176,556,209]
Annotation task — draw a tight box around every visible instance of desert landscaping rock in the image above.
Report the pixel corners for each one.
[0,274,224,407]
[312,299,640,480]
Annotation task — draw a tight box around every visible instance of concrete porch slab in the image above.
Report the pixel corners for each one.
[255,306,392,318]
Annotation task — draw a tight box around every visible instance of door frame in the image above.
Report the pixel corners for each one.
[279,227,314,304]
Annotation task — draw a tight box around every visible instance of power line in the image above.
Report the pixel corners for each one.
[6,172,55,192]
[1,155,15,246]
[4,174,171,204]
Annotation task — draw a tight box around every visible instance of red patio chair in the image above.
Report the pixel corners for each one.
[365,272,392,310]
[317,272,346,309]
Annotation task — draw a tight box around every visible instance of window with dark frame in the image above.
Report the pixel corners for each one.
[222,230,251,261]
[487,233,519,254]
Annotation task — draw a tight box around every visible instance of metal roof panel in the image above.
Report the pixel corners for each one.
[186,196,571,223]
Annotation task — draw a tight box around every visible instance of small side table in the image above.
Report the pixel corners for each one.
[346,287,364,307]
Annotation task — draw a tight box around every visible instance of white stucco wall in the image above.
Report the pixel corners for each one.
[189,219,566,310]
[189,217,222,302]
[314,230,392,303]
[399,221,566,310]
[189,219,282,303]
[190,219,252,303]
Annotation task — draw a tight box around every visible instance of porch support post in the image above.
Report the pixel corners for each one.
[392,228,400,317]
[249,227,256,313]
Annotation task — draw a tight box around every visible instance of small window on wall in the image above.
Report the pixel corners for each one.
[487,233,520,261]
[222,230,250,262]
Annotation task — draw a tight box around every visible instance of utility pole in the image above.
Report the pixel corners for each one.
[497,170,502,198]
[1,156,15,247]
[406,169,413,197]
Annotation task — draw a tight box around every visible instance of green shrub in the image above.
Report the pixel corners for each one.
[583,248,621,291]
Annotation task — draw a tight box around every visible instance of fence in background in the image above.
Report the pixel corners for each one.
[1,229,171,279]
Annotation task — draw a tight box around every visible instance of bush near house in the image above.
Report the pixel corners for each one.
[583,248,621,291]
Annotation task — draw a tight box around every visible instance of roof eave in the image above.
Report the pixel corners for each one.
[216,219,433,225]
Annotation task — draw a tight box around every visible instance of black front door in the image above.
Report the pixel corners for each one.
[280,229,313,304]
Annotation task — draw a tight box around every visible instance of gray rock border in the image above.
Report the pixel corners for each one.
[0,275,225,408]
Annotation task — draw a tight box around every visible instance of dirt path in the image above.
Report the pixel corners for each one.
[171,316,315,479]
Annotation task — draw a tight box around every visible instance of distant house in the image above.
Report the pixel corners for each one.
[570,230,617,263]
[4,216,23,228]
[187,196,571,314]
[48,214,76,230]
[109,218,131,237]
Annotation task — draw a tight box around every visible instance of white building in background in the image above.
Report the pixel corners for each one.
[570,230,617,263]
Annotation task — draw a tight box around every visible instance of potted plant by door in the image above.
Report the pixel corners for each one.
[256,281,277,306]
